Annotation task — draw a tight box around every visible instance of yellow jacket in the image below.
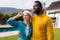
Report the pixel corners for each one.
[31,13,54,40]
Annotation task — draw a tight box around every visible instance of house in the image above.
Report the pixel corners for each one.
[46,1,60,28]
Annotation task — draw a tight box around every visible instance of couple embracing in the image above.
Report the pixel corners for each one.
[7,1,54,40]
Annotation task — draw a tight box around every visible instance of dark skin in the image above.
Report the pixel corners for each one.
[33,2,43,15]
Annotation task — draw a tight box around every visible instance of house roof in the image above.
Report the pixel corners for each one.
[47,1,60,10]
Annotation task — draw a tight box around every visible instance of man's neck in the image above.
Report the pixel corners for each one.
[37,10,44,15]
[36,12,43,15]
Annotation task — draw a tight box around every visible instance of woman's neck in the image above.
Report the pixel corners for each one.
[24,20,30,26]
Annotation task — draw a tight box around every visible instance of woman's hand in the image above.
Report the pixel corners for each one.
[18,33,21,37]
[16,12,23,17]
[11,12,23,20]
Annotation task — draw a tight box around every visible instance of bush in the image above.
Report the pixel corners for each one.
[0,12,9,25]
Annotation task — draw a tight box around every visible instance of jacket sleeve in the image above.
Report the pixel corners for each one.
[46,17,54,40]
[6,18,20,27]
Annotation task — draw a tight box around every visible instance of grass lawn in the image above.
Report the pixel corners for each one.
[54,28,60,40]
[0,28,60,40]
[0,35,18,40]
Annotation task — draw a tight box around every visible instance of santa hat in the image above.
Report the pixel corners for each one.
[23,10,33,17]
[40,1,46,9]
[35,0,46,9]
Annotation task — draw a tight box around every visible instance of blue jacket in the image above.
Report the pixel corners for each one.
[7,18,32,40]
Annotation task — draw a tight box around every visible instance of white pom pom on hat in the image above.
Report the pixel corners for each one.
[23,10,33,17]
[40,1,46,9]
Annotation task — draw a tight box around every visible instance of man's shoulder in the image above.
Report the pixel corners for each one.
[45,14,51,18]
[32,14,51,19]
[44,14,52,21]
[31,15,36,18]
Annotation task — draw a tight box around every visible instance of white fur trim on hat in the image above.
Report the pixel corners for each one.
[23,10,33,17]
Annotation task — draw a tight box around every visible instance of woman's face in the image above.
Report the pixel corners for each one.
[23,13,31,21]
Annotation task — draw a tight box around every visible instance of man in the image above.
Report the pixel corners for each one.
[31,1,54,40]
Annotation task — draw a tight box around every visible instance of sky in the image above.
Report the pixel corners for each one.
[0,0,59,9]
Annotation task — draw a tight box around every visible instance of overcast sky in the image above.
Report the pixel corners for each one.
[0,0,59,9]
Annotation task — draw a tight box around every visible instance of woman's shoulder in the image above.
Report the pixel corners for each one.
[18,21,27,25]
[18,21,24,24]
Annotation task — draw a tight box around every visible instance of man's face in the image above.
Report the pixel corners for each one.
[33,3,40,14]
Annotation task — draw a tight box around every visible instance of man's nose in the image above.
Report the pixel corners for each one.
[33,7,35,9]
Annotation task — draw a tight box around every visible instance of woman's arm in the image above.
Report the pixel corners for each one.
[6,12,23,27]
[11,12,23,20]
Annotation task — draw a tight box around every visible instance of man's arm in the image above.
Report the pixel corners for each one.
[46,17,54,40]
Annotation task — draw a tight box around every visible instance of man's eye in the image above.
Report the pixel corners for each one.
[33,6,37,9]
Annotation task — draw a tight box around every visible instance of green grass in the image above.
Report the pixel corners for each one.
[0,35,18,40]
[54,28,60,40]
[0,28,60,40]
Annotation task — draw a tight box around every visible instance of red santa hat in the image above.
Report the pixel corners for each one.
[23,10,33,17]
[36,0,46,9]
[40,1,46,9]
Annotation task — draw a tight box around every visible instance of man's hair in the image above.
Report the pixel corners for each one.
[35,1,42,8]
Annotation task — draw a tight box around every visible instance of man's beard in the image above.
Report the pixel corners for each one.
[33,8,41,15]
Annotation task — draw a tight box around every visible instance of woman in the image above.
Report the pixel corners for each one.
[7,10,33,40]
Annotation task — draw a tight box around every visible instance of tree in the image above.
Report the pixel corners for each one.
[0,12,4,24]
[0,12,4,17]
[11,12,18,17]
[0,12,10,25]
[4,14,10,24]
